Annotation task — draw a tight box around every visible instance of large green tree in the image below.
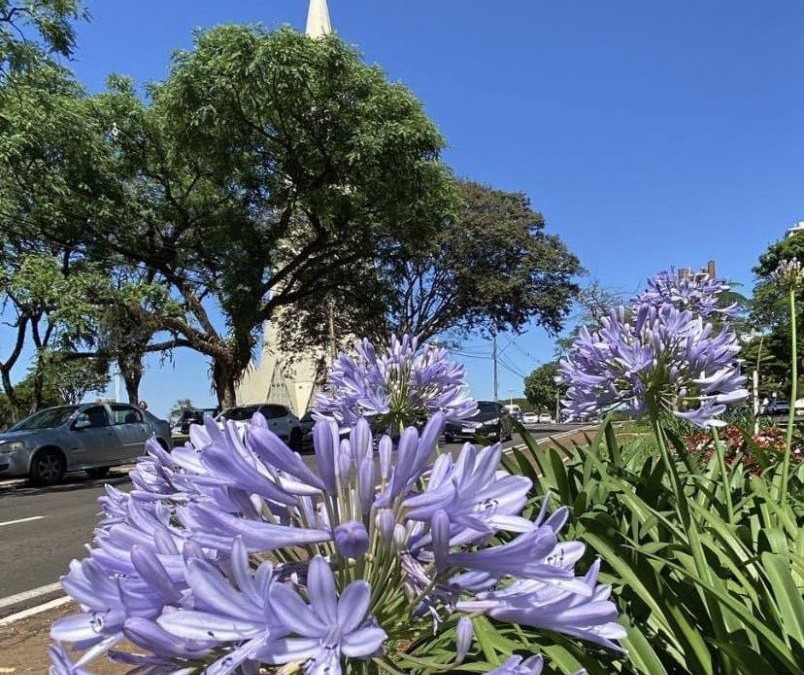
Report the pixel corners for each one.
[76,26,454,408]
[524,361,561,413]
[0,63,176,412]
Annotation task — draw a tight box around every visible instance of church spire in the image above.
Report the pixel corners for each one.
[305,0,332,38]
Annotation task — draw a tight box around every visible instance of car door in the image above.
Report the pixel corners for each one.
[69,405,118,467]
[110,404,150,461]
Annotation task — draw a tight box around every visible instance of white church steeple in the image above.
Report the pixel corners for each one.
[306,0,332,38]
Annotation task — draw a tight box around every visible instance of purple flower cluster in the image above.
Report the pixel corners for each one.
[50,342,624,674]
[772,258,804,290]
[637,268,738,318]
[560,272,748,427]
[314,334,478,428]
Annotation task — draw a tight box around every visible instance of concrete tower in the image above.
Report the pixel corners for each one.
[306,0,332,38]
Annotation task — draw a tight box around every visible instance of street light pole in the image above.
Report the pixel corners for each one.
[492,334,499,402]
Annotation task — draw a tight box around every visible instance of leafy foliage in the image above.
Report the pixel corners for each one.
[748,232,804,399]
[0,368,64,429]
[501,421,804,674]
[277,179,582,355]
[524,361,560,412]
[0,0,86,73]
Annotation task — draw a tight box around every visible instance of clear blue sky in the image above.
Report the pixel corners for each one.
[11,0,804,416]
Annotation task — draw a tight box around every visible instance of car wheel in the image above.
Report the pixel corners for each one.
[289,428,303,452]
[87,467,110,480]
[30,449,66,486]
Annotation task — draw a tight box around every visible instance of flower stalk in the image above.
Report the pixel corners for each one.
[780,286,798,506]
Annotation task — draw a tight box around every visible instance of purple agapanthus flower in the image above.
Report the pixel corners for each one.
[458,560,626,653]
[314,334,477,428]
[50,335,626,674]
[487,655,544,675]
[638,268,738,319]
[559,301,747,427]
[485,655,586,675]
[254,556,387,673]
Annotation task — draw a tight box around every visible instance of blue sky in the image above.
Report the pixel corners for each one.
[7,0,804,416]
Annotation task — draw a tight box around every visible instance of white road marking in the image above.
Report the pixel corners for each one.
[0,516,45,528]
[0,595,71,626]
[0,582,63,610]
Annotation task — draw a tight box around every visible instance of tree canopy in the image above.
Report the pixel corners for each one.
[749,231,804,398]
[524,361,560,412]
[275,179,582,354]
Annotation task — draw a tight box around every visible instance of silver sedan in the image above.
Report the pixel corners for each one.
[0,402,171,485]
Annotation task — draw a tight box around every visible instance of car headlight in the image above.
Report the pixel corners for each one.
[0,441,26,453]
[483,418,500,426]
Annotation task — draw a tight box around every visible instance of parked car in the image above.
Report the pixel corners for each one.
[173,407,218,436]
[521,411,539,426]
[0,402,172,486]
[216,403,304,450]
[763,401,791,416]
[502,404,522,420]
[538,413,554,424]
[444,401,513,443]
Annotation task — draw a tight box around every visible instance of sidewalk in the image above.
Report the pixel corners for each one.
[0,601,127,673]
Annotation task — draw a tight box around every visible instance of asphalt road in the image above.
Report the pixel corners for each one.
[0,425,579,616]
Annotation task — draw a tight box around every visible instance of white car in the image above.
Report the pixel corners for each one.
[538,413,554,424]
[216,404,304,450]
[521,412,539,426]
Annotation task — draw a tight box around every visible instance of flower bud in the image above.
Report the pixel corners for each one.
[333,521,369,559]
[379,435,392,482]
[393,523,407,550]
[359,455,375,515]
[431,509,449,570]
[377,509,395,545]
[455,616,473,663]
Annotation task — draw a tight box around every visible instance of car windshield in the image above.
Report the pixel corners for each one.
[9,406,80,431]
[477,402,499,415]
[218,406,257,422]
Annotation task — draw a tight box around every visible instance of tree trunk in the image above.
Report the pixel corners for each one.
[0,366,20,423]
[212,358,238,411]
[120,355,143,405]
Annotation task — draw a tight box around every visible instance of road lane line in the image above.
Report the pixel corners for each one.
[0,595,71,625]
[0,515,45,528]
[0,582,63,610]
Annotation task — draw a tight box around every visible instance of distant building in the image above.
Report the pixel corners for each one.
[677,259,717,280]
[786,221,804,238]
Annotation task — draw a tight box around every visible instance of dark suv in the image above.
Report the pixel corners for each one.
[444,401,513,444]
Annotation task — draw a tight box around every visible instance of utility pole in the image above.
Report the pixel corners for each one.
[555,387,561,423]
[328,299,337,365]
[492,334,499,402]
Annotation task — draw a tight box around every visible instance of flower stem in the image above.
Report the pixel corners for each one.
[779,288,797,506]
[711,427,734,523]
